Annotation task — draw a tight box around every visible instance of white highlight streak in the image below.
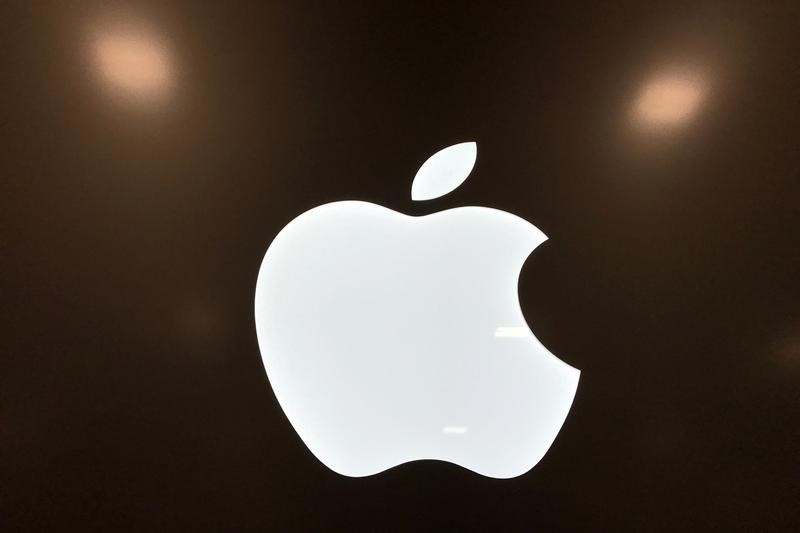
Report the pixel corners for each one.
[494,326,531,338]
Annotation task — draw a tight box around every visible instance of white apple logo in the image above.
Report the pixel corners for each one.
[255,142,580,479]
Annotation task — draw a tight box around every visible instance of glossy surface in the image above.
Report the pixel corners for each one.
[2,1,799,530]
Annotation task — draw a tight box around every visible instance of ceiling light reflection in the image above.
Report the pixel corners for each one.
[91,25,173,101]
[632,72,706,127]
[771,326,800,376]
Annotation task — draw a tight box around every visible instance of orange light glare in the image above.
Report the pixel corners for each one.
[92,29,173,100]
[633,74,705,127]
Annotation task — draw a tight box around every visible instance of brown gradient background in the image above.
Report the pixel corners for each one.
[1,1,799,531]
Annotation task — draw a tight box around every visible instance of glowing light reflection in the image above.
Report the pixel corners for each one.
[633,72,706,127]
[91,22,174,101]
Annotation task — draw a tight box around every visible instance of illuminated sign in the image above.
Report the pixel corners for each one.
[255,143,579,478]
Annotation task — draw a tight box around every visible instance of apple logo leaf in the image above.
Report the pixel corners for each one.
[411,142,477,201]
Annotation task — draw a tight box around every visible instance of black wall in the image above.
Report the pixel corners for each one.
[2,1,799,531]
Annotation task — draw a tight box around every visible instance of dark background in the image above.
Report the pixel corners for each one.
[2,1,798,531]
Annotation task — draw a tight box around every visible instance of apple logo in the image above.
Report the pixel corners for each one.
[255,142,580,479]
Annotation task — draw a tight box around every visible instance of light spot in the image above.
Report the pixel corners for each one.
[179,300,220,342]
[442,426,468,434]
[632,73,706,127]
[91,25,173,101]
[770,325,800,376]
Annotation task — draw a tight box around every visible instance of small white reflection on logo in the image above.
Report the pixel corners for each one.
[442,426,468,434]
[494,326,531,338]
